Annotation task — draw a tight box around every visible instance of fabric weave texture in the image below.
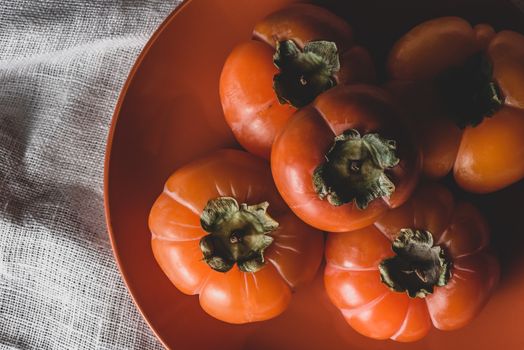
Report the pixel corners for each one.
[0,1,179,349]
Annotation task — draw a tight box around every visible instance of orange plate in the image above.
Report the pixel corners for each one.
[104,0,524,349]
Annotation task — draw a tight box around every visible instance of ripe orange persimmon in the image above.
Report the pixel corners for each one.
[271,85,420,232]
[220,3,375,159]
[324,183,500,342]
[149,150,323,324]
[387,17,524,193]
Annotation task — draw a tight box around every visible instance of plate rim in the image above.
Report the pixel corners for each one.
[103,1,194,348]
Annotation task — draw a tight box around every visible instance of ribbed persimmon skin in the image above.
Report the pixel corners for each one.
[386,17,524,192]
[149,149,324,324]
[271,85,420,232]
[220,3,375,159]
[324,183,500,342]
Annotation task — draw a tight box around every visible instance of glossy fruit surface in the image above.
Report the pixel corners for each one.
[271,84,420,232]
[220,3,375,159]
[387,17,524,193]
[324,183,500,341]
[149,149,323,323]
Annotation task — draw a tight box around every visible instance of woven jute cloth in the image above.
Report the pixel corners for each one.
[1,1,523,349]
[0,1,179,349]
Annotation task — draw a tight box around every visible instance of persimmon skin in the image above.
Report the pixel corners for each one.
[474,24,495,49]
[388,17,477,81]
[219,41,295,159]
[220,4,375,159]
[149,150,324,324]
[387,17,524,192]
[271,85,420,232]
[454,107,524,193]
[489,30,524,109]
[324,183,500,342]
[253,3,353,51]
[384,80,463,180]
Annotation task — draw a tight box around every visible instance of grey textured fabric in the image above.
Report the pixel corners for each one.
[0,1,179,349]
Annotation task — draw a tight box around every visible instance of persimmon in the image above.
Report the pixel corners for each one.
[220,3,375,159]
[387,17,524,193]
[149,149,323,324]
[271,84,420,232]
[324,183,500,341]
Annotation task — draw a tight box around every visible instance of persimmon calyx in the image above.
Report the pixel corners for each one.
[273,40,340,108]
[436,53,504,128]
[199,197,278,273]
[379,229,452,298]
[313,129,400,209]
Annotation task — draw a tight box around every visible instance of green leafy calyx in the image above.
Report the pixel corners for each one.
[273,40,340,108]
[436,53,504,128]
[379,229,452,298]
[313,129,400,209]
[199,197,278,273]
